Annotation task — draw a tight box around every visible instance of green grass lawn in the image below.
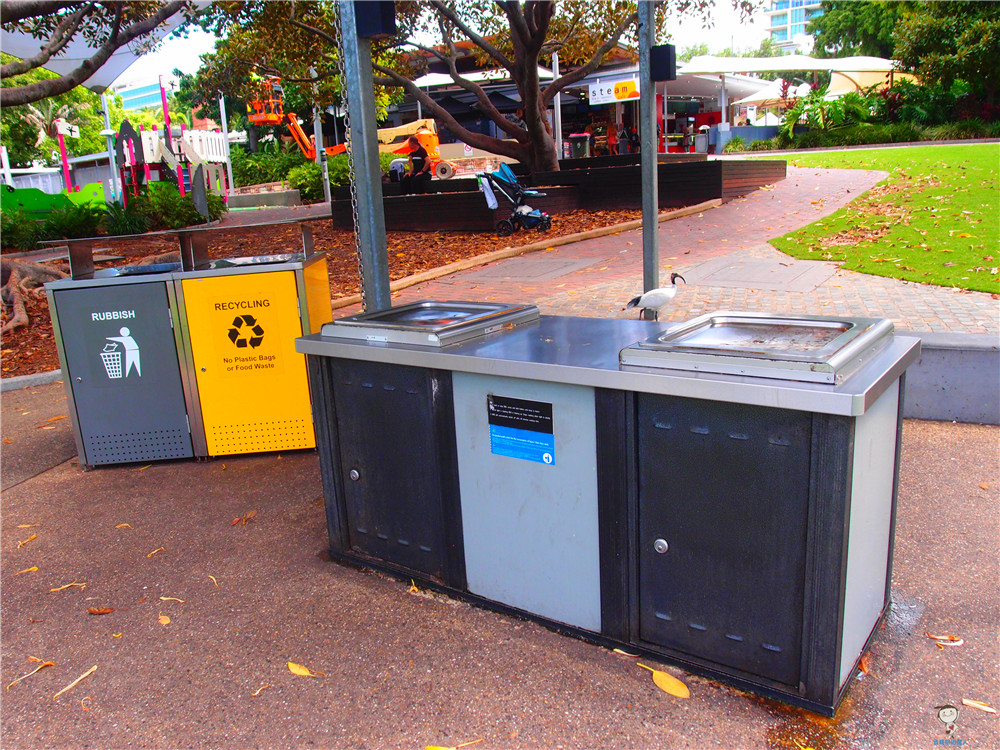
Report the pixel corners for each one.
[761,144,999,294]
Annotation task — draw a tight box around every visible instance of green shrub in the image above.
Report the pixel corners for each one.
[723,136,746,153]
[748,138,777,151]
[130,183,221,230]
[40,202,103,240]
[230,143,308,187]
[104,200,150,236]
[1,207,42,250]
[923,118,990,141]
[326,152,398,189]
[287,162,324,203]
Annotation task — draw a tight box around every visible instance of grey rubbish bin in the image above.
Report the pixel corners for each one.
[568,133,590,158]
[47,263,194,467]
[694,133,709,153]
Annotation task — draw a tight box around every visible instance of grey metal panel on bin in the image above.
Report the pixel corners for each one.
[48,278,192,465]
[453,372,602,632]
[839,378,899,686]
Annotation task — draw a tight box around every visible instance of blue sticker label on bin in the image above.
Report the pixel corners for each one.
[487,394,554,465]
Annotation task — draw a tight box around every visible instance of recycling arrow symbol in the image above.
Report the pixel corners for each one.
[227,314,265,348]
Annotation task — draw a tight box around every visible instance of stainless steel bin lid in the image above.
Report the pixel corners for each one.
[207,252,303,269]
[620,311,895,384]
[324,300,540,347]
[93,262,182,278]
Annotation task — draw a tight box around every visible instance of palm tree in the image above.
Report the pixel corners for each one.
[20,98,91,145]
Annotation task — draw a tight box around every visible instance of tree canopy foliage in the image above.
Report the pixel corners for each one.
[893,1,1000,108]
[0,0,197,106]
[808,1,903,59]
[193,0,757,171]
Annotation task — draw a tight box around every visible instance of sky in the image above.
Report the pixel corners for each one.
[112,1,772,89]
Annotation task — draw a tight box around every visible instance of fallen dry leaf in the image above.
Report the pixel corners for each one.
[251,683,272,697]
[146,547,164,558]
[6,660,54,690]
[16,524,39,529]
[408,579,419,594]
[80,696,93,711]
[925,632,964,647]
[158,614,170,626]
[3,438,11,444]
[208,575,220,588]
[961,698,997,714]
[112,633,123,638]
[287,661,325,678]
[28,656,44,663]
[159,596,185,603]
[137,464,151,471]
[637,663,690,698]
[859,654,870,674]
[87,608,115,616]
[14,567,38,576]
[53,665,97,700]
[47,415,66,422]
[426,740,484,750]
[50,580,86,593]
[613,648,639,657]
[115,523,132,529]
[979,482,990,491]
[16,534,37,549]
[232,510,258,526]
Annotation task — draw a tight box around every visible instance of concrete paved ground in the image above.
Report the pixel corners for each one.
[1,382,997,749]
[2,160,998,748]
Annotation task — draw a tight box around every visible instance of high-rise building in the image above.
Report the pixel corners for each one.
[766,0,823,53]
[114,77,177,112]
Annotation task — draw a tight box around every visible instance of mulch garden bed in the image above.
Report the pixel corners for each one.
[1,208,641,379]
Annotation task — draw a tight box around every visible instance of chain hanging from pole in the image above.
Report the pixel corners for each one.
[331,1,367,310]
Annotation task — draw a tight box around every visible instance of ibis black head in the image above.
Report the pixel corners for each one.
[671,273,686,285]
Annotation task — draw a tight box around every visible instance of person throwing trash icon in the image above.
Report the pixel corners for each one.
[106,327,141,377]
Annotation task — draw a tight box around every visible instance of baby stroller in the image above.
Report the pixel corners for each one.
[478,162,552,237]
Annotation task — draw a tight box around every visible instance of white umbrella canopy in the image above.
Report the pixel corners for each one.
[733,78,810,108]
[681,54,900,76]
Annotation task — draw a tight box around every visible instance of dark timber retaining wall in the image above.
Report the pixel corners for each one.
[330,159,786,232]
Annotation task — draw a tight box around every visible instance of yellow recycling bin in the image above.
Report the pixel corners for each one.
[176,253,331,457]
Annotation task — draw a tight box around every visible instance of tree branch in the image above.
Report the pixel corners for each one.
[428,0,514,71]
[372,63,524,160]
[0,3,92,78]
[540,9,638,104]
[0,1,188,106]
[0,0,82,25]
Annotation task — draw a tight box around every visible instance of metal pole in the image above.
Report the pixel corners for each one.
[101,93,120,200]
[638,0,659,313]
[159,75,172,150]
[552,51,563,160]
[339,0,391,310]
[310,67,332,203]
[218,94,235,196]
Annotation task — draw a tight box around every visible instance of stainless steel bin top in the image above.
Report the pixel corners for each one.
[620,311,895,384]
[324,300,540,347]
[207,252,303,269]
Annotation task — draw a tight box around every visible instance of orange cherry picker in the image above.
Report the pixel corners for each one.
[248,75,456,178]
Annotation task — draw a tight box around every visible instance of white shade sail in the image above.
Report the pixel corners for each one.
[681,55,900,76]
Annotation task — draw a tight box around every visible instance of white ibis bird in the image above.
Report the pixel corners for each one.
[625,273,686,320]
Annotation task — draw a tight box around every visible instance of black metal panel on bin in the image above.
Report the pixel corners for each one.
[636,394,811,686]
[329,359,461,582]
[52,282,192,465]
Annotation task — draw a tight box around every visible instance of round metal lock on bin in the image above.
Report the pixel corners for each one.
[653,538,669,554]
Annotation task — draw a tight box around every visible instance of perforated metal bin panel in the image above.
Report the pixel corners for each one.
[50,281,193,465]
[636,394,811,687]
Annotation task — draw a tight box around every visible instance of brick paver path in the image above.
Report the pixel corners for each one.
[372,166,998,335]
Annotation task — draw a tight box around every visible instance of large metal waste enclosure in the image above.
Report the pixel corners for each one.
[47,266,193,466]
[47,252,331,466]
[296,302,920,715]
